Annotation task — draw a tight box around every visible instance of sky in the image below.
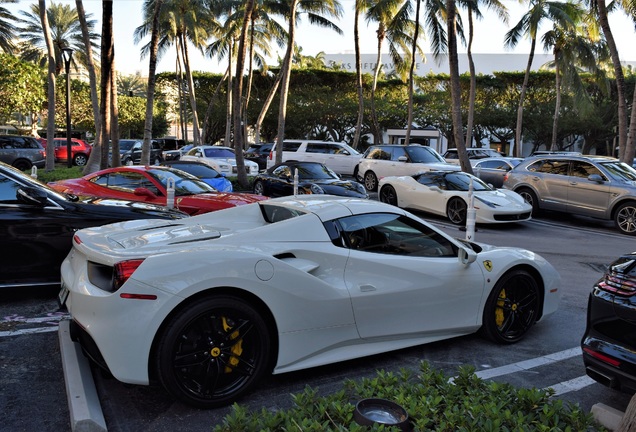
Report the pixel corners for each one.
[5,0,636,76]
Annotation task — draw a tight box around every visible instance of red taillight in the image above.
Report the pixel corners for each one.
[597,273,636,296]
[113,259,145,290]
[268,150,273,160]
[583,347,621,367]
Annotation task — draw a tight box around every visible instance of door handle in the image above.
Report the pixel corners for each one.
[359,284,376,292]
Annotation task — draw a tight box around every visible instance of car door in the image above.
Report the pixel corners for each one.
[527,159,570,211]
[377,147,409,178]
[268,165,294,197]
[565,161,610,218]
[474,159,509,188]
[339,213,486,338]
[92,172,164,204]
[0,173,72,286]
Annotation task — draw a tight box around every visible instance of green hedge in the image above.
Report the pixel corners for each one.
[213,363,604,432]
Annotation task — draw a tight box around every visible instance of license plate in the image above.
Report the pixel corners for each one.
[58,283,69,307]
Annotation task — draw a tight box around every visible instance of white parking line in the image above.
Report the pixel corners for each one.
[544,375,597,396]
[474,347,581,380]
[0,326,59,337]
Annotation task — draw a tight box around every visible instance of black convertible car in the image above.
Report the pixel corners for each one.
[582,252,636,393]
[252,161,368,198]
[0,162,187,289]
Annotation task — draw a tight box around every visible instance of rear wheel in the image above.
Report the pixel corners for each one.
[12,159,32,171]
[253,180,265,195]
[73,154,88,166]
[481,269,540,344]
[379,185,398,206]
[446,197,467,225]
[615,201,636,236]
[156,296,271,408]
[363,171,378,192]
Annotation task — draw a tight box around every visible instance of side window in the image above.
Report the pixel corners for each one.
[272,165,291,177]
[0,137,12,149]
[477,160,503,170]
[282,141,302,152]
[332,144,349,155]
[535,159,569,175]
[571,161,603,179]
[367,148,389,160]
[334,213,456,257]
[306,144,327,153]
[391,147,407,161]
[0,174,21,205]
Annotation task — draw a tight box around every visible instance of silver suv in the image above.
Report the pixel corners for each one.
[0,135,46,171]
[503,155,636,235]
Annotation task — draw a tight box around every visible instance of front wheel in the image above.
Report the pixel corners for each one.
[379,185,398,206]
[615,201,636,236]
[156,296,271,408]
[446,197,467,225]
[480,270,540,344]
[517,188,539,216]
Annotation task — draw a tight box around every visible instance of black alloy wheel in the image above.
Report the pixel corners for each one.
[156,296,271,408]
[13,160,32,171]
[253,180,265,195]
[480,269,540,344]
[379,185,398,206]
[446,197,467,225]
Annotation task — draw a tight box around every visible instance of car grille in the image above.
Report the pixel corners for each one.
[493,212,531,222]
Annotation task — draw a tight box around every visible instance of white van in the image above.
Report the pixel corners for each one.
[266,140,362,176]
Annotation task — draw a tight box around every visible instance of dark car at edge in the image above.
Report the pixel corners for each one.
[582,252,636,394]
[0,161,187,289]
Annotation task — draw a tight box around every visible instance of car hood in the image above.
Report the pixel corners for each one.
[181,192,267,207]
[307,179,367,197]
[75,197,188,219]
[474,189,529,208]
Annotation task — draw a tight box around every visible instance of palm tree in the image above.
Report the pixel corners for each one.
[542,9,606,150]
[117,73,148,97]
[352,0,367,149]
[17,2,99,75]
[365,0,414,144]
[0,0,18,53]
[135,0,213,146]
[458,0,508,150]
[38,0,56,171]
[274,0,343,164]
[504,0,576,157]
[99,0,114,169]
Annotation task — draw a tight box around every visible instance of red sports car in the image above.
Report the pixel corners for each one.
[48,166,267,215]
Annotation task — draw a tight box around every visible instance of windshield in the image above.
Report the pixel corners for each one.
[296,163,339,180]
[204,148,235,158]
[601,161,636,182]
[405,146,445,163]
[444,172,492,191]
[148,168,218,195]
[119,140,138,151]
[170,164,221,178]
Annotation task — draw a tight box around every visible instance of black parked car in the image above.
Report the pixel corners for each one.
[582,252,636,393]
[0,162,187,289]
[116,139,164,165]
[245,143,273,170]
[252,160,368,198]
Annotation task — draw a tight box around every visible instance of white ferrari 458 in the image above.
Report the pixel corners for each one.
[378,171,533,225]
[59,196,559,408]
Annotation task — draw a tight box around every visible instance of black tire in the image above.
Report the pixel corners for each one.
[12,159,32,171]
[156,296,271,408]
[363,171,378,192]
[253,180,265,195]
[379,185,398,206]
[614,201,636,236]
[517,188,539,216]
[74,154,88,166]
[446,197,467,225]
[481,269,540,344]
[353,166,359,182]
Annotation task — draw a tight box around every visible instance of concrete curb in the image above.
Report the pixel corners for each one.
[58,320,107,432]
[592,403,624,431]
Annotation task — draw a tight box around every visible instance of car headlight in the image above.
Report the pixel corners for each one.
[475,196,499,208]
[309,184,325,194]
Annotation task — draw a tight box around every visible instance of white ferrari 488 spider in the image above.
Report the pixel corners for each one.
[378,171,532,225]
[60,196,559,408]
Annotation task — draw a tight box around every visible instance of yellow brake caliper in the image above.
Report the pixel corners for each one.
[222,317,243,373]
[495,289,506,327]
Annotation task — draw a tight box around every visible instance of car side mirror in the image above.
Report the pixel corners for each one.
[16,186,48,206]
[429,186,443,193]
[588,174,604,183]
[397,156,408,162]
[133,187,158,198]
[458,247,477,266]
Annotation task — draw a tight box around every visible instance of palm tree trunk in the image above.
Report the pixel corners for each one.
[352,1,363,149]
[224,41,233,147]
[550,53,561,151]
[370,24,385,145]
[201,68,228,142]
[465,8,476,149]
[38,0,56,171]
[110,58,120,162]
[255,71,283,144]
[181,33,201,145]
[515,37,536,158]
[275,0,299,164]
[76,0,101,174]
[99,0,113,169]
[405,0,421,146]
[141,0,163,165]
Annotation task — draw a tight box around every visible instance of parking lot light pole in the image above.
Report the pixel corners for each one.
[61,47,74,168]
